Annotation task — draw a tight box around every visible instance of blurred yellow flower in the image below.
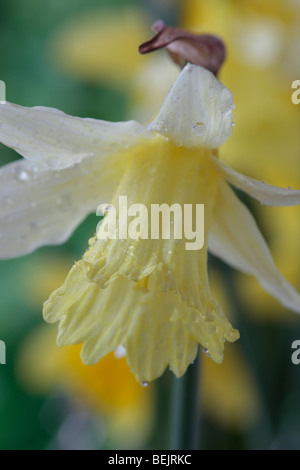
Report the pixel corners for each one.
[22,253,74,309]
[17,324,153,445]
[48,8,179,121]
[49,9,151,86]
[202,344,261,430]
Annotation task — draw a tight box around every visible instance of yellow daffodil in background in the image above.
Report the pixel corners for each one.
[17,325,153,447]
[49,9,151,87]
[201,344,261,430]
[1,22,300,385]
[48,8,179,122]
[21,254,74,309]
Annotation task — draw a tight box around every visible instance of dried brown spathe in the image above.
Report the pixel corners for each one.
[139,20,226,76]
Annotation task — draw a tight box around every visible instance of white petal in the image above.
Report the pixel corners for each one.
[0,102,148,170]
[0,153,125,258]
[208,181,300,313]
[214,157,300,206]
[147,63,234,149]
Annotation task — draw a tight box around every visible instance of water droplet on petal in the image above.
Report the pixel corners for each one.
[141,381,148,387]
[56,194,71,212]
[171,94,181,104]
[155,120,169,134]
[192,122,206,136]
[127,245,135,257]
[97,203,112,217]
[88,236,97,247]
[16,169,30,182]
[202,348,211,358]
[46,156,61,169]
[114,345,126,359]
[29,221,38,230]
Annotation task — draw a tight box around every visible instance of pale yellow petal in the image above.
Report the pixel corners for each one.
[124,295,198,382]
[147,64,234,149]
[44,269,239,382]
[0,102,151,170]
[209,181,300,313]
[43,138,242,382]
[44,268,136,357]
[82,139,221,310]
[125,285,239,382]
[214,156,300,206]
[0,151,125,258]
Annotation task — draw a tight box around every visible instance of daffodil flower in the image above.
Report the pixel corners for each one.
[1,51,300,382]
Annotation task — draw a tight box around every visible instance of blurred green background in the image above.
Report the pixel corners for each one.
[0,0,300,450]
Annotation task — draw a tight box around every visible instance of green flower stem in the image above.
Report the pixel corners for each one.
[170,350,201,450]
